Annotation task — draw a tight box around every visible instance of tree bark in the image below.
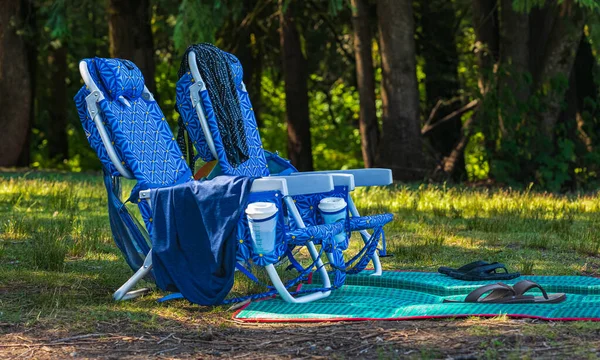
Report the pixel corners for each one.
[0,0,33,167]
[279,0,313,171]
[535,5,586,139]
[47,45,68,162]
[573,37,596,153]
[351,0,379,168]
[107,0,156,94]
[472,0,499,94]
[230,0,264,127]
[376,0,424,180]
[237,42,263,127]
[499,0,530,108]
[419,0,463,179]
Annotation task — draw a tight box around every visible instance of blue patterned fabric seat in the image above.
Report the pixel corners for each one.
[75,58,192,233]
[176,46,393,278]
[75,57,348,304]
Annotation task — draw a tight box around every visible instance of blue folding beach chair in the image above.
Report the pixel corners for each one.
[175,44,394,279]
[74,57,353,304]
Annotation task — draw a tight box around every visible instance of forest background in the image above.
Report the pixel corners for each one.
[1,0,600,192]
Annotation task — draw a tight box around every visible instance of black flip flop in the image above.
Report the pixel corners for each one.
[444,280,566,304]
[442,262,520,281]
[438,260,490,276]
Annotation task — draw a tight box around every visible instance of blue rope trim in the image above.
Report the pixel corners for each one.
[327,226,383,275]
[222,243,329,304]
[284,246,305,272]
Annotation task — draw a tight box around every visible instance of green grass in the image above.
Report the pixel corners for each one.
[2,171,600,357]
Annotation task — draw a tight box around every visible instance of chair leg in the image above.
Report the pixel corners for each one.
[348,197,382,276]
[113,249,153,301]
[357,229,382,276]
[265,240,331,303]
[269,197,332,303]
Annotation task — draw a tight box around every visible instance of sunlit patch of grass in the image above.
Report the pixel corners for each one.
[29,222,69,271]
[69,216,113,257]
[349,184,600,276]
[519,259,536,275]
[391,228,448,264]
[2,216,31,241]
[573,230,600,256]
[523,232,554,250]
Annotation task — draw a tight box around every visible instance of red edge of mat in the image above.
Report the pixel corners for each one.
[232,310,600,323]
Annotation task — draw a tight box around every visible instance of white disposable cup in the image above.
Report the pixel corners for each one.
[318,197,347,244]
[246,202,278,255]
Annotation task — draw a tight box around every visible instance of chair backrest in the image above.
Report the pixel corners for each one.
[75,58,192,189]
[176,47,270,178]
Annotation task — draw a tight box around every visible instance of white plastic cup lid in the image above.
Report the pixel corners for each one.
[245,202,278,219]
[318,197,347,212]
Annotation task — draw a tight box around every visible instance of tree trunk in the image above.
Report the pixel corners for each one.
[472,0,499,94]
[237,42,263,127]
[230,0,264,127]
[471,0,499,170]
[47,45,68,162]
[573,37,596,153]
[279,0,313,171]
[0,0,33,167]
[351,0,379,168]
[107,0,156,94]
[535,5,586,139]
[376,0,424,180]
[19,0,35,167]
[499,0,530,109]
[419,0,463,179]
[529,5,558,84]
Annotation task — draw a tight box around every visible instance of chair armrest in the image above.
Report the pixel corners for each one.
[274,174,334,196]
[330,174,355,190]
[139,175,332,201]
[139,178,291,201]
[250,178,288,194]
[290,168,392,187]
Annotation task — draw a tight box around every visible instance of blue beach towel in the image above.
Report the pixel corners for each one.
[149,176,253,305]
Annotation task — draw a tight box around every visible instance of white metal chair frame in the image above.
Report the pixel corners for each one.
[79,61,337,304]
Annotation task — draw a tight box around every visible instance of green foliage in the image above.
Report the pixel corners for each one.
[259,74,364,170]
[512,0,600,12]
[465,132,489,181]
[472,59,600,191]
[309,77,363,170]
[173,0,242,52]
[576,0,600,11]
[44,0,69,40]
[536,138,575,191]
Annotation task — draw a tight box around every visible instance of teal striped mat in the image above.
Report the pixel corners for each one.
[234,271,600,322]
[317,270,600,296]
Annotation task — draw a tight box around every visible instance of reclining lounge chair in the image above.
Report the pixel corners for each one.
[74,57,351,304]
[175,44,394,279]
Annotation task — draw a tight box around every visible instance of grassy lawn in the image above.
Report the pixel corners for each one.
[2,170,600,358]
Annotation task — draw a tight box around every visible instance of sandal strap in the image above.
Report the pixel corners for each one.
[466,262,507,275]
[457,260,490,272]
[464,283,515,303]
[512,280,549,299]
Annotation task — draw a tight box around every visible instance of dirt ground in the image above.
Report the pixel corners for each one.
[2,317,600,359]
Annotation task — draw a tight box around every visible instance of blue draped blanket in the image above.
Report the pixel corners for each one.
[149,176,253,305]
